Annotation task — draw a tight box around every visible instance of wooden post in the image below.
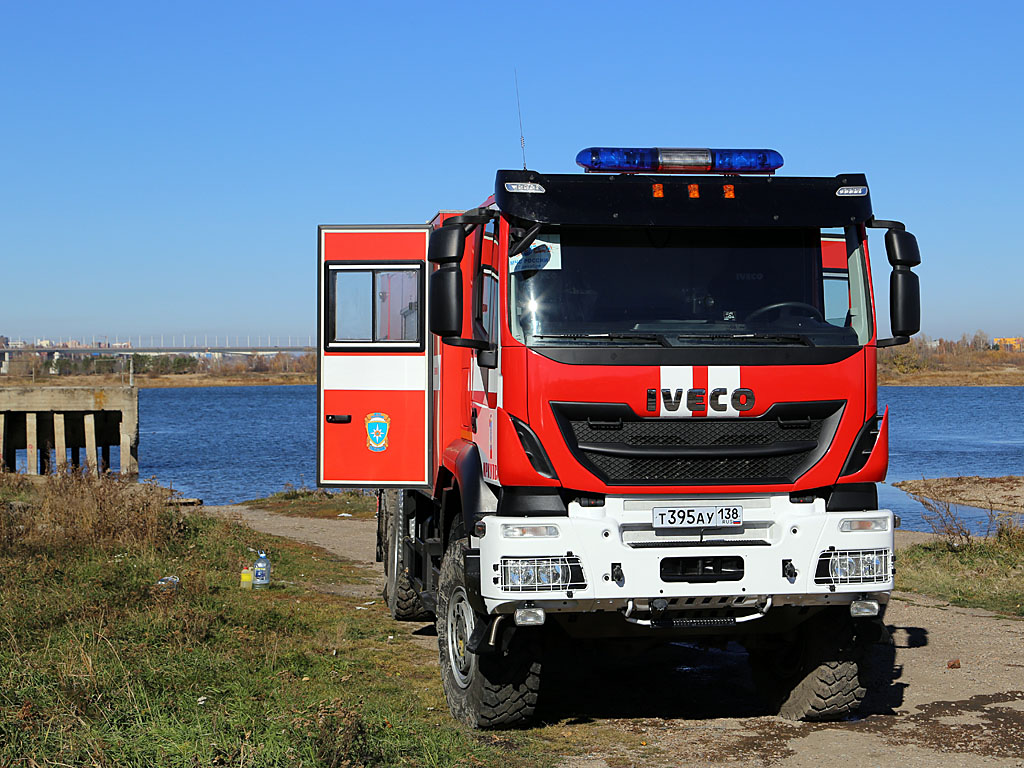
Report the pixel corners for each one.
[26,412,38,474]
[54,413,67,472]
[84,412,98,476]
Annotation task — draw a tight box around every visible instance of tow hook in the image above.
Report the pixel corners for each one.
[782,560,798,582]
[611,563,624,584]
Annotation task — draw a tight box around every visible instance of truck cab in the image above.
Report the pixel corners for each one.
[318,147,921,727]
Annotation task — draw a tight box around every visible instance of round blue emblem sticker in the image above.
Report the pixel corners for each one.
[365,412,391,452]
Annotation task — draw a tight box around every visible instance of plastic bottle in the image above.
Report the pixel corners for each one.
[240,566,253,589]
[253,551,271,589]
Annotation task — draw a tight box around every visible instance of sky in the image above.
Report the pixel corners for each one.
[1,1,1021,343]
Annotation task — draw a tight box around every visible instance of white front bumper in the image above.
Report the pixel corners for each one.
[475,494,894,615]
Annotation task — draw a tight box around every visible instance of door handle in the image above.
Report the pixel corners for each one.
[471,407,478,433]
[326,414,352,424]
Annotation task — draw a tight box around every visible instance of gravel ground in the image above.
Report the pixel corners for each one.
[211,504,1024,767]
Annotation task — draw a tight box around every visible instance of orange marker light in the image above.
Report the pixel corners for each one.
[723,184,735,199]
[688,184,699,199]
[652,183,664,198]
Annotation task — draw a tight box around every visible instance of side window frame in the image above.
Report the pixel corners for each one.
[473,215,501,343]
[323,261,424,352]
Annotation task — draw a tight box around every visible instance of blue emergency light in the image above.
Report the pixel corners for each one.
[575,147,784,174]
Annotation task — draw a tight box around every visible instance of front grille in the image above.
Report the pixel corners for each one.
[814,548,892,585]
[551,401,843,485]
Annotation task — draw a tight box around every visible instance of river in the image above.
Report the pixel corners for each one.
[133,385,1022,532]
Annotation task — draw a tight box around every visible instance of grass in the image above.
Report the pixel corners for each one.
[0,472,556,767]
[896,495,1024,617]
[243,486,377,520]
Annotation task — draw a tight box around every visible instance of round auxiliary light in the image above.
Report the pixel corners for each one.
[575,147,784,174]
[829,554,861,581]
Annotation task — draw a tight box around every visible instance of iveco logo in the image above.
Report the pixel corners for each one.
[504,182,546,194]
[651,387,755,413]
[836,186,868,197]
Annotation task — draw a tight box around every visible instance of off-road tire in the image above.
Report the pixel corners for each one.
[383,489,431,622]
[437,536,541,729]
[750,611,866,721]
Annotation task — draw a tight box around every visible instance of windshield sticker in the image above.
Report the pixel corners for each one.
[510,236,562,272]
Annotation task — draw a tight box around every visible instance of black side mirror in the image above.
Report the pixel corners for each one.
[428,265,463,337]
[885,229,921,268]
[428,225,465,265]
[890,268,920,338]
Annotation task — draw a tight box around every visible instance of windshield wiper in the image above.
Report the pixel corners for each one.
[675,332,815,347]
[532,332,672,347]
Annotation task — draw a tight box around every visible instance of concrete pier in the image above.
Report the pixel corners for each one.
[0,387,138,476]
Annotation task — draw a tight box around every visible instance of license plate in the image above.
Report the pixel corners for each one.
[652,505,744,529]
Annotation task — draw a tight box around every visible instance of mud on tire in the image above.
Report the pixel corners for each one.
[437,536,541,729]
[382,489,432,622]
[750,609,866,721]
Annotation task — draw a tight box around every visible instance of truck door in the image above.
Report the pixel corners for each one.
[318,225,431,488]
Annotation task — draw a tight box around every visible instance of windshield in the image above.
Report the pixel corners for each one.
[509,227,872,347]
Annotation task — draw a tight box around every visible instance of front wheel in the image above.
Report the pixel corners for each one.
[437,536,542,728]
[749,610,866,721]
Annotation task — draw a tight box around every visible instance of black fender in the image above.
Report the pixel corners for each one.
[444,439,498,538]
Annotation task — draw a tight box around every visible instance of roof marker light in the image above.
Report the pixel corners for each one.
[575,147,784,174]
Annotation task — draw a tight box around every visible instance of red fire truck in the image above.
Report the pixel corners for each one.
[317,147,921,727]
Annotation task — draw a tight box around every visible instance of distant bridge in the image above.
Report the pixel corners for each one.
[5,346,314,355]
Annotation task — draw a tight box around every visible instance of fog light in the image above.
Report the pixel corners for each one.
[850,600,880,617]
[501,524,559,538]
[514,606,546,626]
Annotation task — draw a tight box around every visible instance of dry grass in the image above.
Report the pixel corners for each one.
[897,493,1024,616]
[0,471,549,766]
[0,471,188,552]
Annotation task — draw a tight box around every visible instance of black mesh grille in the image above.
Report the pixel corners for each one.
[552,401,843,485]
[572,418,820,448]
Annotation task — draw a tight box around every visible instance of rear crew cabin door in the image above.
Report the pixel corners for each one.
[318,225,431,488]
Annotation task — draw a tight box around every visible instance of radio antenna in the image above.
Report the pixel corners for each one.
[514,68,527,170]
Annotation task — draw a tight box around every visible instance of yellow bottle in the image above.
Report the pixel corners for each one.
[240,566,253,589]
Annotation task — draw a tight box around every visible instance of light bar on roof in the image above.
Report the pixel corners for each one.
[575,147,784,174]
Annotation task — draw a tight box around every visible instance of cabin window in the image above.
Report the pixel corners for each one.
[326,264,422,349]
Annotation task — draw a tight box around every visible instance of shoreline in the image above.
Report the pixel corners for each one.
[879,368,1024,386]
[894,475,1024,515]
[0,373,315,389]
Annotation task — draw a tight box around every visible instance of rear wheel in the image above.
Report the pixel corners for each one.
[437,535,541,728]
[749,610,865,721]
[382,489,431,622]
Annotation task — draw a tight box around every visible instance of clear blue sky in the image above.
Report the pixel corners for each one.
[1,1,1021,343]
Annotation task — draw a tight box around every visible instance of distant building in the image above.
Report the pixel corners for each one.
[994,337,1024,352]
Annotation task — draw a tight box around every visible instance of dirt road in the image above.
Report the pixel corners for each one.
[212,505,1024,767]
